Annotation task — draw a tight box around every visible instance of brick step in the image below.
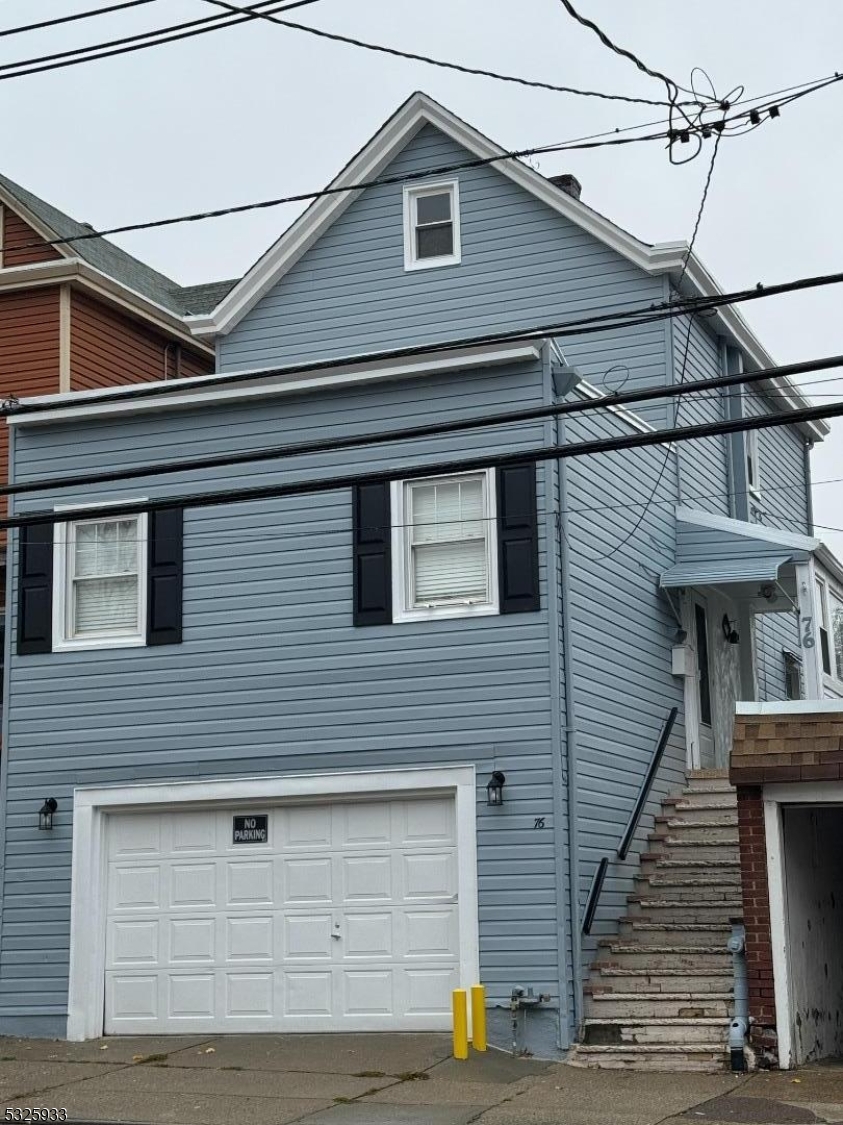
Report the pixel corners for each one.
[569,1044,727,1072]
[585,992,732,1019]
[592,968,733,994]
[596,943,732,970]
[581,1017,729,1046]
[627,897,743,924]
[619,919,732,944]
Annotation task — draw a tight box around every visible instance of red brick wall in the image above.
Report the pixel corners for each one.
[736,787,778,1062]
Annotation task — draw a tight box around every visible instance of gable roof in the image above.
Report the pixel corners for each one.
[0,173,229,317]
[186,91,827,440]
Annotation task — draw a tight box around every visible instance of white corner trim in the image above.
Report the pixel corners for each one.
[675,506,820,552]
[66,764,479,1041]
[390,468,499,623]
[9,341,541,426]
[402,179,461,272]
[764,798,792,1069]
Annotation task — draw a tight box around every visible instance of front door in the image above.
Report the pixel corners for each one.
[690,592,742,770]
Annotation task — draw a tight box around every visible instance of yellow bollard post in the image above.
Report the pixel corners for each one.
[452,988,469,1060]
[470,985,487,1052]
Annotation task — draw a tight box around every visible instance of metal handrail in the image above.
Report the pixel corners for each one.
[581,706,678,934]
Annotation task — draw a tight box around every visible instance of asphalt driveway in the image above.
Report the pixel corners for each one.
[0,1033,842,1125]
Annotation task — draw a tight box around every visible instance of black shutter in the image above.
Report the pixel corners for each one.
[17,521,53,655]
[147,508,183,646]
[353,483,391,626]
[497,464,540,614]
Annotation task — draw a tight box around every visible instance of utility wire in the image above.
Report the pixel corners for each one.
[0,0,160,38]
[7,268,843,418]
[6,393,843,531]
[0,0,322,82]
[584,128,724,563]
[6,352,843,501]
[202,0,677,106]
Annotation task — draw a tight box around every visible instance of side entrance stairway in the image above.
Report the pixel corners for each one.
[571,770,741,1071]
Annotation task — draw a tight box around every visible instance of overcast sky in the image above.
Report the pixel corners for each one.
[1,0,840,550]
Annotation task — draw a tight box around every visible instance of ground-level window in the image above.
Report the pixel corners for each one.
[391,469,498,622]
[55,513,147,650]
[784,650,803,700]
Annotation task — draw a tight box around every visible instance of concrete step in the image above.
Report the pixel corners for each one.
[569,1044,727,1072]
[585,992,732,1019]
[641,871,742,890]
[683,778,735,795]
[646,837,740,862]
[656,808,737,827]
[639,855,740,869]
[582,1017,729,1046]
[665,793,737,812]
[619,919,732,944]
[596,942,732,970]
[627,897,743,923]
[651,823,741,844]
[589,968,734,994]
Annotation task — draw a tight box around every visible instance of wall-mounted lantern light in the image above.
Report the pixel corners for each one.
[486,771,506,807]
[721,614,740,645]
[38,798,57,831]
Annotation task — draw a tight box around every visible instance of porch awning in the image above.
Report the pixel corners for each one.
[659,555,794,589]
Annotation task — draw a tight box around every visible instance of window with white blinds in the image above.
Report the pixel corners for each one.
[54,512,147,649]
[392,470,499,622]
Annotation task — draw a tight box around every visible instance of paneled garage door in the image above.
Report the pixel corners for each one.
[104,796,460,1033]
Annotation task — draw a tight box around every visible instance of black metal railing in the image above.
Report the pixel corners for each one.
[581,706,678,935]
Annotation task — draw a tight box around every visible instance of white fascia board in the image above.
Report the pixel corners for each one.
[736,700,843,716]
[676,505,820,552]
[815,542,843,588]
[196,92,655,339]
[8,341,542,426]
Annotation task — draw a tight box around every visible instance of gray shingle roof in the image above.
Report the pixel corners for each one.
[0,172,234,316]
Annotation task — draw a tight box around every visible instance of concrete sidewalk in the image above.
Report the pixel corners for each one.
[0,1034,842,1125]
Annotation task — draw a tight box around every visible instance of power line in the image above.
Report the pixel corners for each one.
[0,0,160,38]
[7,270,843,419]
[6,391,843,531]
[202,0,677,107]
[0,0,321,82]
[585,126,724,563]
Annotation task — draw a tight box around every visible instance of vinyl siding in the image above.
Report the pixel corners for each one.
[219,124,665,374]
[671,312,730,515]
[2,210,61,268]
[3,359,565,1024]
[564,411,684,968]
[743,389,809,535]
[69,290,212,391]
[755,611,801,703]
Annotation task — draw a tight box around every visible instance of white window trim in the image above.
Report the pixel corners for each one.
[746,427,762,499]
[403,180,461,271]
[815,570,843,688]
[390,469,499,624]
[52,502,148,652]
[66,764,480,1041]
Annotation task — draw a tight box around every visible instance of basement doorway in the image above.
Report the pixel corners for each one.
[782,804,843,1065]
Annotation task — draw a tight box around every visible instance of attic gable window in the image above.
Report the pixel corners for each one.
[403,181,461,271]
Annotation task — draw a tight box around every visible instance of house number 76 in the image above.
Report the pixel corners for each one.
[534,817,546,829]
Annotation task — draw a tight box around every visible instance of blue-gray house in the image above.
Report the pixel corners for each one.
[1,93,841,1066]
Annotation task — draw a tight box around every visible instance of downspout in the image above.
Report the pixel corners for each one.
[542,342,574,1049]
[804,438,815,535]
[550,357,582,1037]
[728,922,749,1071]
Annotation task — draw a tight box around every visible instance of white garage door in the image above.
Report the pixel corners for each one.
[104,797,460,1034]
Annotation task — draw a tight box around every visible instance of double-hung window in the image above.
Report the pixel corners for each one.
[815,576,843,682]
[746,428,761,496]
[391,470,498,621]
[54,512,147,649]
[403,181,461,270]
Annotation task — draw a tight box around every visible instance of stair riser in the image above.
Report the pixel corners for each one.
[645,842,740,863]
[596,951,732,971]
[641,874,743,891]
[570,1056,725,1072]
[660,810,738,826]
[635,885,742,902]
[591,975,734,994]
[627,904,742,924]
[652,826,740,844]
[619,923,732,945]
[587,1002,731,1020]
[619,1025,729,1046]
[666,795,737,811]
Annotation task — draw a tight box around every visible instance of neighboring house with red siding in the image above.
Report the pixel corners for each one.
[0,172,234,659]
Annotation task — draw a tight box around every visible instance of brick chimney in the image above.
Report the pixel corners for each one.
[549,173,582,200]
